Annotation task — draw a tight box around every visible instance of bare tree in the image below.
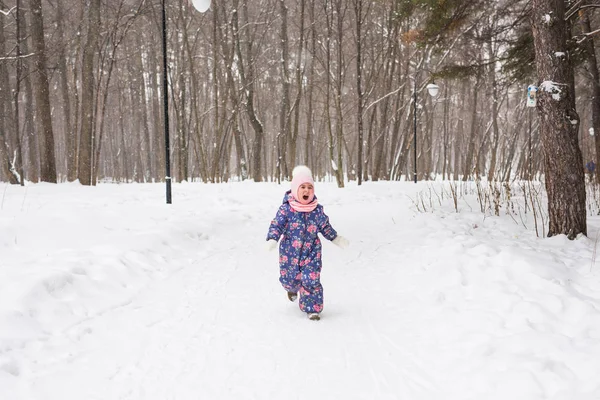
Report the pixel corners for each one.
[92,0,143,185]
[216,2,245,181]
[0,0,595,192]
[321,0,345,187]
[485,14,502,182]
[231,0,268,182]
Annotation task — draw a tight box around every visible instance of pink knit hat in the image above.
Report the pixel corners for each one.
[291,165,314,202]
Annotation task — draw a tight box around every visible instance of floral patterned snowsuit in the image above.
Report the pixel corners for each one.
[267,191,338,314]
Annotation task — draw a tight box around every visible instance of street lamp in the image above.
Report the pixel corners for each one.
[412,80,440,183]
[191,0,211,12]
[161,0,211,204]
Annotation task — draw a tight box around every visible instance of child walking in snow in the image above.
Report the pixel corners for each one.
[266,165,348,321]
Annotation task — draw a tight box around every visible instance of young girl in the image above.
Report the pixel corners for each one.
[266,165,348,321]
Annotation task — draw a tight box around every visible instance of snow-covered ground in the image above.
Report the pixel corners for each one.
[2,180,600,400]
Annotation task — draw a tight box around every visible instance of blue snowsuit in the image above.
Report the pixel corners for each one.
[267,191,338,314]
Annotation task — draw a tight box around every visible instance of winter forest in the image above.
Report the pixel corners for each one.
[0,0,598,234]
[5,2,600,395]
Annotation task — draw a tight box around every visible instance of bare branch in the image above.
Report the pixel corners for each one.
[0,6,16,16]
[0,52,36,61]
[566,1,600,20]
[575,26,600,43]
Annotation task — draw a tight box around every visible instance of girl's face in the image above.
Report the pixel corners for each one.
[297,183,315,204]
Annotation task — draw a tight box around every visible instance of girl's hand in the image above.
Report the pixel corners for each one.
[265,239,278,251]
[332,235,349,249]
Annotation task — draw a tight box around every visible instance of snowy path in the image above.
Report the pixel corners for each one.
[2,182,600,399]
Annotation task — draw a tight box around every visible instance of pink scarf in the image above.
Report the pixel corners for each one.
[288,193,318,213]
[289,199,318,212]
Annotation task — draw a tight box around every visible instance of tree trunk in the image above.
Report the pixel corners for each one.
[78,0,100,186]
[216,3,245,181]
[232,0,265,182]
[56,0,76,182]
[175,61,189,182]
[279,0,292,178]
[453,81,466,181]
[291,0,306,172]
[531,0,586,238]
[175,0,190,182]
[442,84,449,180]
[423,93,436,180]
[93,2,141,185]
[19,11,38,183]
[333,0,345,187]
[210,1,226,183]
[354,0,364,185]
[69,5,85,181]
[486,30,501,182]
[30,0,57,183]
[305,0,316,170]
[462,75,480,181]
[0,13,18,183]
[323,1,336,182]
[579,6,600,185]
[126,44,143,183]
[147,12,163,183]
[135,34,153,182]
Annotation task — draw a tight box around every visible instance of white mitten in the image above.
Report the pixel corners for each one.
[265,239,278,251]
[332,235,349,249]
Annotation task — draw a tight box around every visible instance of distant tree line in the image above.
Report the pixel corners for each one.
[0,0,597,237]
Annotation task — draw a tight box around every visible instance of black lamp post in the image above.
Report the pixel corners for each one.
[413,79,417,184]
[161,0,211,204]
[412,80,440,183]
[160,0,171,203]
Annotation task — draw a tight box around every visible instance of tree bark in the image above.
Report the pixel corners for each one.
[18,10,37,183]
[279,0,292,178]
[30,0,57,183]
[305,0,316,171]
[462,74,480,181]
[78,0,100,186]
[333,0,345,187]
[147,13,164,183]
[453,81,466,181]
[486,27,501,182]
[579,6,600,185]
[232,0,265,182]
[531,0,586,238]
[354,0,364,185]
[291,0,306,173]
[442,84,449,180]
[135,34,153,182]
[56,0,76,182]
[0,13,18,183]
